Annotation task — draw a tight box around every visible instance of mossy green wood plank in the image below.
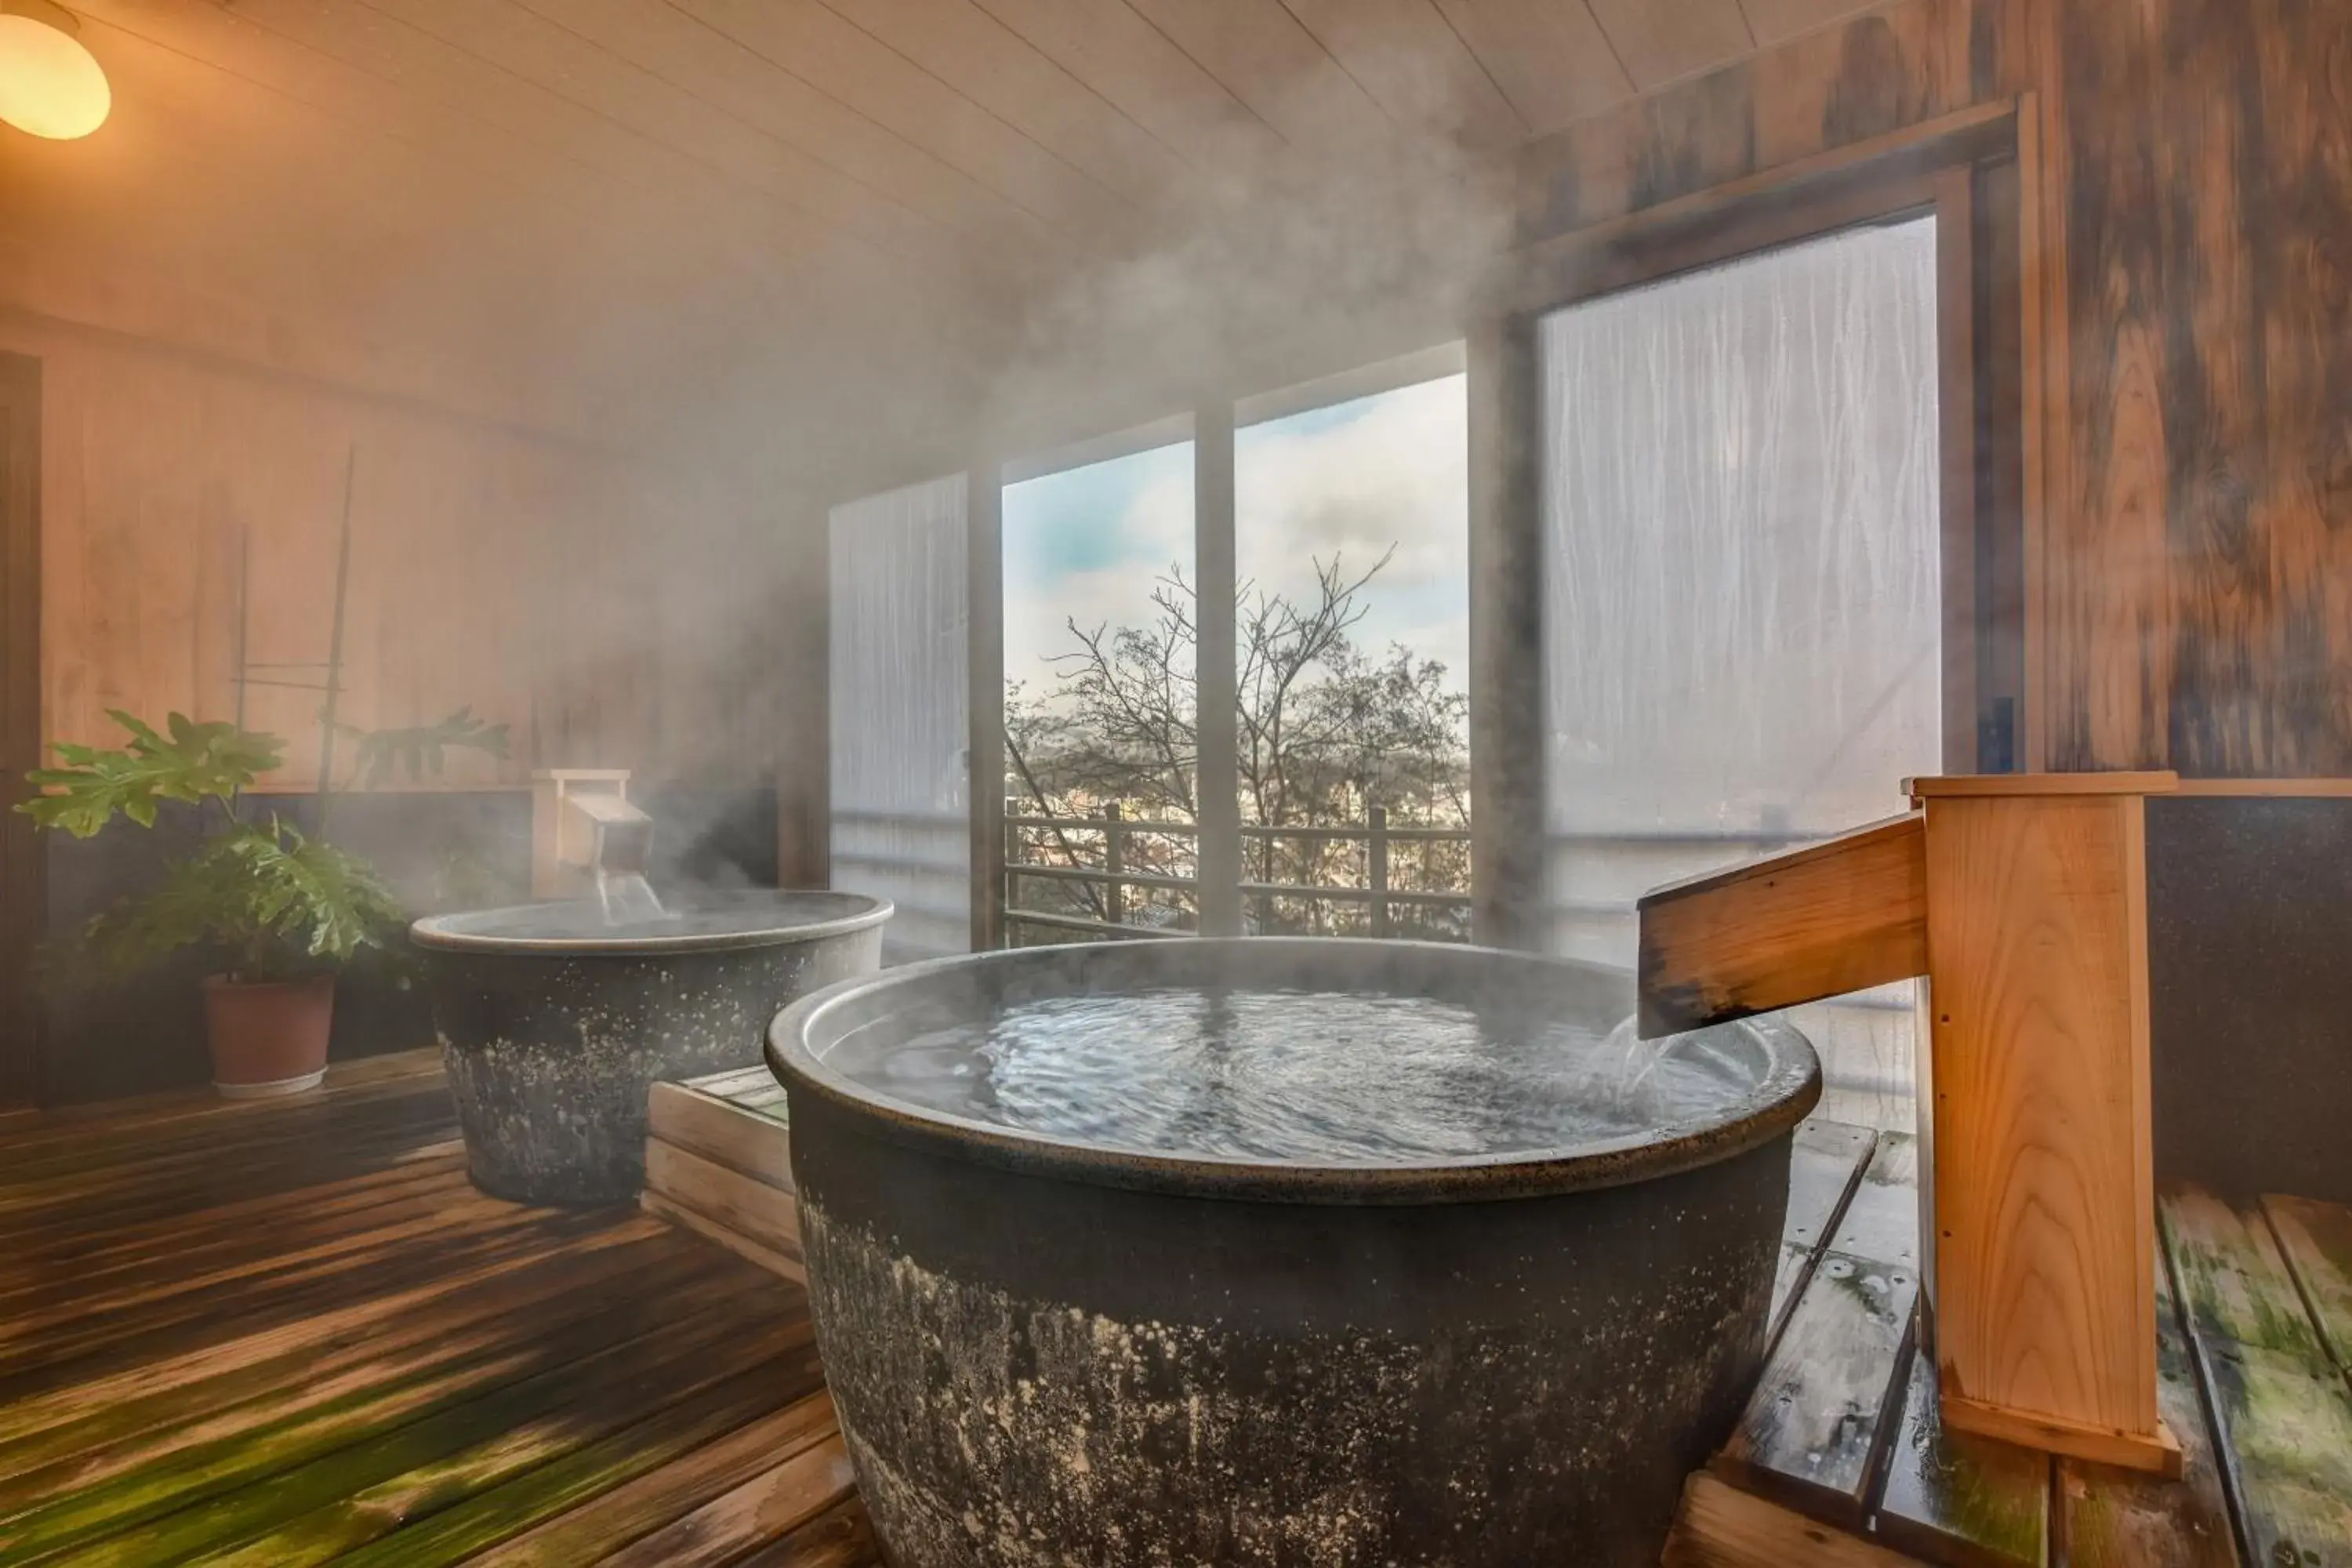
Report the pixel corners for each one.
[2161,1187,2328,1361]
[728,1497,881,1568]
[311,1374,836,1568]
[187,1345,826,1568]
[2058,1256,2239,1568]
[2198,1339,2352,1566]
[30,1299,806,1566]
[1828,1132,1919,1272]
[1716,1251,1921,1526]
[594,1435,858,1568]
[0,1214,662,1446]
[1873,1340,2050,1566]
[466,1392,837,1567]
[2266,1194,2352,1372]
[0,1268,775,1561]
[0,1204,593,1389]
[0,1238,735,1512]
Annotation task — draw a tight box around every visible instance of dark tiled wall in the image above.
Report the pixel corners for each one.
[2147,796,2352,1205]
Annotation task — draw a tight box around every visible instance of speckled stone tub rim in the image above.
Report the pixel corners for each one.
[767,938,1821,1207]
[411,889,893,956]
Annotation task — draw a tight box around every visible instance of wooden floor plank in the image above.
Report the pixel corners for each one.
[1664,1471,1930,1567]
[1718,1132,1922,1528]
[0,1240,740,1511]
[2163,1187,2329,1361]
[467,1392,840,1567]
[594,1432,859,1568]
[0,1218,672,1446]
[1771,1121,1877,1343]
[1873,1345,2050,1566]
[2266,1194,2352,1372]
[2057,1256,2241,1568]
[194,1344,827,1568]
[32,1301,809,1565]
[2197,1340,2352,1566]
[2164,1186,2352,1567]
[0,1054,881,1566]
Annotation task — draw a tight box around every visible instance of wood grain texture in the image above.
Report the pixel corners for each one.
[2047,0,2352,777]
[1924,793,2160,1446]
[1665,1470,1932,1566]
[0,1058,879,1566]
[1637,814,1926,1036]
[648,1082,794,1191]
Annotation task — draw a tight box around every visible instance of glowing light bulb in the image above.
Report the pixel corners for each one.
[0,12,110,141]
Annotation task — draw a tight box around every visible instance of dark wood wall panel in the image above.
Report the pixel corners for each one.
[1520,0,2352,779]
[2052,0,2352,773]
[1516,0,2036,245]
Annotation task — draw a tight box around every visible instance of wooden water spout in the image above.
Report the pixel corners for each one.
[1636,772,2183,1475]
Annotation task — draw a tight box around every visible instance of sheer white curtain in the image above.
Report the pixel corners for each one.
[1536,216,1941,1123]
[829,475,970,961]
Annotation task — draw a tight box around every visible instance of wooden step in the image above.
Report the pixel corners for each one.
[641,1073,803,1283]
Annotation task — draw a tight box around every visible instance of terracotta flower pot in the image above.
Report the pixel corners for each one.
[201,974,335,1098]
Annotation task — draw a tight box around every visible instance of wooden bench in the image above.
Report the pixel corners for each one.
[641,1066,804,1284]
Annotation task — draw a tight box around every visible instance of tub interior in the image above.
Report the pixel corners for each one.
[793,942,1808,1168]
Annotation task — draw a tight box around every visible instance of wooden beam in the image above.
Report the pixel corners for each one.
[1194,403,1240,937]
[1636,814,1928,1037]
[1664,1471,1931,1567]
[1465,312,1544,950]
[967,463,1006,952]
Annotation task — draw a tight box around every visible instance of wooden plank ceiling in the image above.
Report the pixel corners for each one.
[2,0,1891,463]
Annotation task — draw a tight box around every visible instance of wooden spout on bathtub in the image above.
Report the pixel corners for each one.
[1635,813,1928,1039]
[1635,772,2184,1477]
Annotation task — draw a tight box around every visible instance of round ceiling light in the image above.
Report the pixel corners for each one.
[0,7,110,141]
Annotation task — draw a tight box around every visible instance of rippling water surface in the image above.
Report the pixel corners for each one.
[827,987,1758,1163]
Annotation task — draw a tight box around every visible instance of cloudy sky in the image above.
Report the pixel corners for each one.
[1002,374,1468,709]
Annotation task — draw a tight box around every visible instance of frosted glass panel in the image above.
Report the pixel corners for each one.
[829,475,970,960]
[1537,217,1940,1126]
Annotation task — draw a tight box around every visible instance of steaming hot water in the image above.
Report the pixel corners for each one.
[593,867,668,926]
[828,987,1753,1163]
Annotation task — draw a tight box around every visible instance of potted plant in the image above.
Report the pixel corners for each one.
[19,706,506,1097]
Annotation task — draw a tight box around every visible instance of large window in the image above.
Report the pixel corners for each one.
[827,476,970,963]
[1234,375,1471,938]
[1000,435,1196,942]
[1536,215,1944,1121]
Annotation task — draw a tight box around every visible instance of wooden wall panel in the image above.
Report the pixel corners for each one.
[2,317,808,793]
[2049,0,2352,774]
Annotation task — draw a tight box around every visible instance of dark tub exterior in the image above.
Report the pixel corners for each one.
[416,890,889,1207]
[768,938,1821,1566]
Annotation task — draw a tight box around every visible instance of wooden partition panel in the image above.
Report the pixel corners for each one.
[1919,784,2164,1466]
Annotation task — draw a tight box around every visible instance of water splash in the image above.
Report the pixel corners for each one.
[593,868,669,927]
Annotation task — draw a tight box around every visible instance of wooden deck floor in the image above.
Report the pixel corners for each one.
[0,1051,878,1566]
[1668,1121,2352,1567]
